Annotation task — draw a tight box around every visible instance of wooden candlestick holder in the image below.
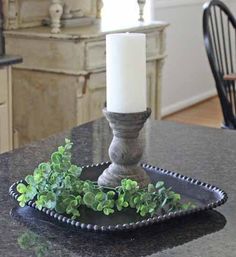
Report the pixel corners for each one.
[97,108,151,188]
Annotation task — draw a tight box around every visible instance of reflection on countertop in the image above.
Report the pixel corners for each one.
[11,206,226,257]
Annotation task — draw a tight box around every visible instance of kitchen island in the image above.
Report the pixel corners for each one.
[0,119,236,257]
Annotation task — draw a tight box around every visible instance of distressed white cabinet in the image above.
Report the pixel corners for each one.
[0,66,12,153]
[4,21,168,147]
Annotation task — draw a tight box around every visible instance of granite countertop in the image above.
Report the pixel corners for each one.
[0,119,236,257]
[0,55,22,66]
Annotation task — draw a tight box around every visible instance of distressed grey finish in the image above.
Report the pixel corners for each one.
[98,108,151,188]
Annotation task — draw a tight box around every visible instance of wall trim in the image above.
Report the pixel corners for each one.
[154,0,234,9]
[161,89,217,117]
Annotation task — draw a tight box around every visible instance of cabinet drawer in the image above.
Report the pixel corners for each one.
[85,40,106,70]
[87,72,106,91]
[0,68,8,105]
[5,37,85,73]
[85,32,164,71]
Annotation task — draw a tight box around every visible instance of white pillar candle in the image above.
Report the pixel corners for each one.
[106,33,147,113]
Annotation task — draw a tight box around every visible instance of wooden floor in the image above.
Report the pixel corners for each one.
[163,96,223,128]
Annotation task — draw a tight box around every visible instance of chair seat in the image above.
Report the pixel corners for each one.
[223,74,236,81]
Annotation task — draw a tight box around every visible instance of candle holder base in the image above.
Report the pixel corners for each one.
[98,164,150,188]
[98,108,151,188]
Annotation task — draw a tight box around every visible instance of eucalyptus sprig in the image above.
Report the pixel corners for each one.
[17,139,195,219]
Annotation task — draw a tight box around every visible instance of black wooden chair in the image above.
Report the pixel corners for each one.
[203,0,236,129]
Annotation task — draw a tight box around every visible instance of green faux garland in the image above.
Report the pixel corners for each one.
[17,139,194,219]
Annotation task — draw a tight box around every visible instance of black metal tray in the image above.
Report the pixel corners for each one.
[9,162,227,232]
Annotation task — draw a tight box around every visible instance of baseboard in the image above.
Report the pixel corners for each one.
[161,89,217,117]
[154,0,234,9]
[154,0,205,9]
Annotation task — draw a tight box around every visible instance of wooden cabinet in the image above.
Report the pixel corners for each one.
[4,21,168,147]
[0,66,12,153]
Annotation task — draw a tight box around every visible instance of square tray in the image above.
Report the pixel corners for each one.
[9,162,227,232]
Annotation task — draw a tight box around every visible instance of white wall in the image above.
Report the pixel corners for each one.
[151,0,236,116]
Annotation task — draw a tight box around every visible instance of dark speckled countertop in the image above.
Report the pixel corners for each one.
[1,118,236,257]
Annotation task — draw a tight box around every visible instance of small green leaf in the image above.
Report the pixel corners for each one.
[95,192,105,202]
[25,175,35,185]
[38,162,50,172]
[17,194,26,201]
[65,138,71,144]
[58,146,65,154]
[51,152,62,164]
[158,187,166,194]
[156,181,164,189]
[44,192,57,209]
[68,165,82,177]
[17,183,27,194]
[71,209,80,219]
[55,201,66,213]
[25,185,37,199]
[148,184,155,193]
[133,196,140,204]
[52,163,61,173]
[33,169,44,183]
[76,195,82,204]
[83,192,95,206]
[18,194,27,207]
[123,201,129,208]
[161,197,168,208]
[105,199,115,208]
[107,191,115,199]
[97,202,103,211]
[19,202,25,207]
[103,208,114,215]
